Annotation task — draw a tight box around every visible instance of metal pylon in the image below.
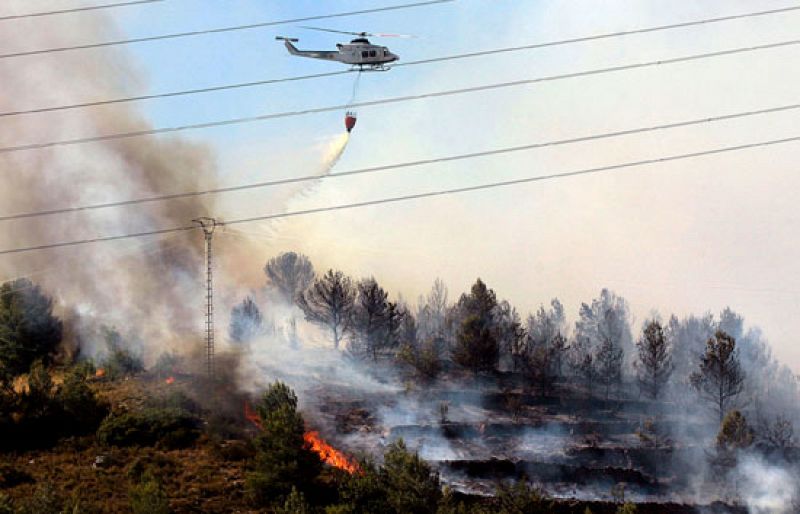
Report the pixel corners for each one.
[193,217,218,378]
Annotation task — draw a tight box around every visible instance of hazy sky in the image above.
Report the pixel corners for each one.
[2,0,800,372]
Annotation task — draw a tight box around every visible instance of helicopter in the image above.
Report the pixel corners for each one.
[276,27,407,71]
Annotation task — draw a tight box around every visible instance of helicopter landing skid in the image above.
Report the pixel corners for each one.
[352,64,392,72]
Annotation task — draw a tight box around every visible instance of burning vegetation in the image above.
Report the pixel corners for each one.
[303,430,360,475]
[0,252,799,513]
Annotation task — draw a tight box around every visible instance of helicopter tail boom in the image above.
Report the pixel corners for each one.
[276,37,339,61]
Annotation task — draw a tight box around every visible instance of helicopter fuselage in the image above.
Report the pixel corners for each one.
[280,37,399,70]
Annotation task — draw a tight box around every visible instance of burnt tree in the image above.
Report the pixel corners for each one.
[635,320,674,400]
[298,270,355,350]
[264,252,315,303]
[690,330,745,424]
[229,296,264,344]
[352,278,389,360]
[595,336,623,400]
[352,278,406,361]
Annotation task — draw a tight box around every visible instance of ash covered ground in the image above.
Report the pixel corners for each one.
[302,373,795,512]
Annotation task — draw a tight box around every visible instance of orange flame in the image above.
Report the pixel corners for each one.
[165,376,175,385]
[95,368,106,378]
[244,401,263,430]
[242,402,357,474]
[304,431,360,474]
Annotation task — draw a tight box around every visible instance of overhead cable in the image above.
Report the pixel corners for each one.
[3,4,800,117]
[1,37,798,155]
[0,0,164,21]
[0,0,454,60]
[1,133,798,256]
[2,101,799,222]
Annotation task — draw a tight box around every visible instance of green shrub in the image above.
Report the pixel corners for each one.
[126,454,178,483]
[333,441,443,514]
[129,472,170,514]
[381,439,442,513]
[0,363,106,451]
[494,480,552,513]
[334,459,389,513]
[58,367,108,434]
[436,487,480,514]
[147,390,201,415]
[211,439,254,462]
[0,279,63,378]
[616,503,638,514]
[97,408,200,449]
[246,382,322,506]
[397,339,443,382]
[274,487,314,514]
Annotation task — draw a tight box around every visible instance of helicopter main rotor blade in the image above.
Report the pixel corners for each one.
[300,26,367,36]
[299,26,416,38]
[372,33,416,38]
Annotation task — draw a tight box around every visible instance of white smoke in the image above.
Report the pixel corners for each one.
[0,7,357,366]
[736,454,798,514]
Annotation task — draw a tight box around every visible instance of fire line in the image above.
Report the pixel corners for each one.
[304,431,360,474]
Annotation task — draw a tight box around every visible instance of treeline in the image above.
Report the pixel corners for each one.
[234,252,799,428]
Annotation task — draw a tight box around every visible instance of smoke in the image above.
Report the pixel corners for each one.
[0,14,220,360]
[0,9,356,365]
[736,454,798,514]
[231,288,396,404]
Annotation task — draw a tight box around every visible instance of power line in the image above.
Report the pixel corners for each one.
[0,0,164,21]
[400,4,800,66]
[0,69,353,118]
[3,4,800,118]
[3,101,799,222]
[1,133,798,256]
[1,37,798,155]
[0,0,453,60]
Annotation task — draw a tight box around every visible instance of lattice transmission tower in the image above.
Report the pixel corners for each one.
[193,217,219,377]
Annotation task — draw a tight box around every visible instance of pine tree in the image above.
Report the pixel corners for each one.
[635,321,674,399]
[353,278,390,361]
[595,337,623,400]
[298,270,356,349]
[453,315,498,374]
[229,296,264,344]
[0,279,62,379]
[452,279,499,374]
[690,331,745,424]
[247,382,322,505]
[264,252,315,303]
